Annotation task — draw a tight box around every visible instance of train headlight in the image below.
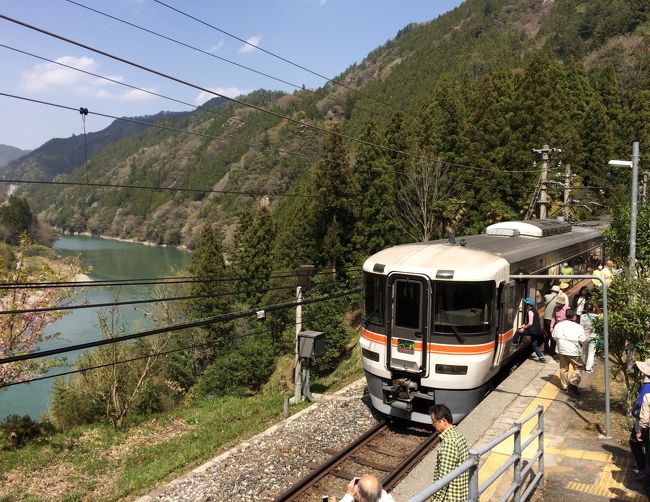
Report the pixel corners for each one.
[435,364,468,375]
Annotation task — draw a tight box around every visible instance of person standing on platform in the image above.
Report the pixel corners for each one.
[580,303,600,374]
[430,404,469,502]
[602,260,614,286]
[513,297,545,362]
[552,309,587,394]
[550,295,569,333]
[592,263,603,287]
[543,285,560,356]
[572,286,589,319]
[558,281,570,305]
[632,359,650,482]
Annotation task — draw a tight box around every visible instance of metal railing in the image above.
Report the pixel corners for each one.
[409,405,544,502]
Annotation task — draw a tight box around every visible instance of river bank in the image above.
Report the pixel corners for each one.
[56,230,190,252]
[0,235,191,420]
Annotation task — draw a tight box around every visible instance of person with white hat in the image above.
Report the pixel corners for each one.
[632,359,650,481]
[550,294,569,333]
[552,309,587,394]
[558,282,570,306]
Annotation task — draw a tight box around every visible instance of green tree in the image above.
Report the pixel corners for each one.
[313,122,355,271]
[230,205,276,306]
[351,119,398,260]
[0,196,35,245]
[593,277,650,404]
[187,225,233,365]
[604,202,650,276]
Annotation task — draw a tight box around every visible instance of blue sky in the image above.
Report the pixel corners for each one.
[0,0,463,151]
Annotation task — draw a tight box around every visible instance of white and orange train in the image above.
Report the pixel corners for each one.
[360,220,601,424]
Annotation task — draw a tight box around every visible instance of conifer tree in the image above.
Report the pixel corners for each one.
[579,97,615,197]
[351,119,398,260]
[230,205,276,306]
[313,122,355,271]
[187,225,232,360]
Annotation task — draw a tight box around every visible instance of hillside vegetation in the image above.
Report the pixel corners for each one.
[17,0,649,252]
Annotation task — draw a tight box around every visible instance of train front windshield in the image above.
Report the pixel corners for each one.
[432,281,494,335]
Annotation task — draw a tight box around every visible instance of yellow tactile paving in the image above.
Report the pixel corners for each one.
[477,369,643,501]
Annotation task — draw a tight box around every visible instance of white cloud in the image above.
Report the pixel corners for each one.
[21,56,157,102]
[239,34,262,54]
[22,56,98,91]
[207,40,224,54]
[194,87,250,106]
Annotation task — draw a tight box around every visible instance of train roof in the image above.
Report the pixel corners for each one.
[363,221,602,281]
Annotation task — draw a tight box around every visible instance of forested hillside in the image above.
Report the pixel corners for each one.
[19,0,650,256]
[0,145,29,165]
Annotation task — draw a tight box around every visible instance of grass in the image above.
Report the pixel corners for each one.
[0,392,309,501]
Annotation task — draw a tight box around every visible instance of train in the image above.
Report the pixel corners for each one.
[360,220,602,424]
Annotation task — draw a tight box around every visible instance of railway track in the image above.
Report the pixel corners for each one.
[273,420,439,501]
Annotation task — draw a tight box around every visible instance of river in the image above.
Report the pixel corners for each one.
[0,235,190,420]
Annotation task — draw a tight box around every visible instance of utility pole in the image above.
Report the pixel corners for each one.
[293,265,314,403]
[532,144,562,219]
[538,145,550,219]
[631,141,640,276]
[563,163,572,222]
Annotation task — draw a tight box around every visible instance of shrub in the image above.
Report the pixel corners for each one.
[1,414,41,449]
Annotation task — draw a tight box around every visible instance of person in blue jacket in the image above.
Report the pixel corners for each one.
[631,358,650,480]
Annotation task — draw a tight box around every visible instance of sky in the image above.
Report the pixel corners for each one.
[0,0,464,151]
[0,0,461,150]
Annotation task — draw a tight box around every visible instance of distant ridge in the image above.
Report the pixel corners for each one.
[0,144,30,166]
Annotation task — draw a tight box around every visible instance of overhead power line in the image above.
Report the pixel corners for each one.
[151,0,405,117]
[0,91,328,177]
[0,329,265,389]
[1,266,361,289]
[0,14,538,174]
[63,0,394,122]
[0,43,266,135]
[0,287,361,365]
[0,284,302,315]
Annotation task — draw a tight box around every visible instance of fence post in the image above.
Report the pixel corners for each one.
[467,449,480,502]
[538,405,545,482]
[513,420,522,502]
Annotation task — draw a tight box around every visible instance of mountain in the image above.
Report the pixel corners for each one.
[18,0,650,252]
[0,109,194,182]
[0,145,30,166]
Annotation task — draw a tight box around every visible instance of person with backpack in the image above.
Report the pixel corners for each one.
[513,297,545,362]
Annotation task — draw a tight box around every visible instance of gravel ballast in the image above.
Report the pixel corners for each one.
[137,379,381,502]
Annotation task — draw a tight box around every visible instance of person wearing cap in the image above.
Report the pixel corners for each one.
[561,262,574,276]
[543,285,560,356]
[558,282,570,305]
[513,297,545,362]
[552,309,587,394]
[632,359,650,481]
[550,293,569,333]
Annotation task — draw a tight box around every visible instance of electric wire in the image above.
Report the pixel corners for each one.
[0,287,361,365]
[0,284,300,315]
[63,0,395,122]
[0,91,327,179]
[0,14,540,174]
[0,329,265,389]
[1,266,361,289]
[0,43,268,136]
[0,284,363,389]
[151,0,407,118]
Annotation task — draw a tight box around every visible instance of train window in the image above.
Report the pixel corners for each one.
[432,281,494,334]
[394,280,421,329]
[364,273,385,326]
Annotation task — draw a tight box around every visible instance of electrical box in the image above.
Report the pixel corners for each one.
[298,330,325,358]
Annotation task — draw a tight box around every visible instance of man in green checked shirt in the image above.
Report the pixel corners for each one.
[429,404,469,502]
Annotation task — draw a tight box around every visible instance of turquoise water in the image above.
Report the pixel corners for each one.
[0,235,190,420]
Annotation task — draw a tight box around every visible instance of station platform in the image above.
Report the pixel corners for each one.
[391,356,646,501]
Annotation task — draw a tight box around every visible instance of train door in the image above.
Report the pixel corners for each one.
[494,280,516,367]
[386,274,429,374]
